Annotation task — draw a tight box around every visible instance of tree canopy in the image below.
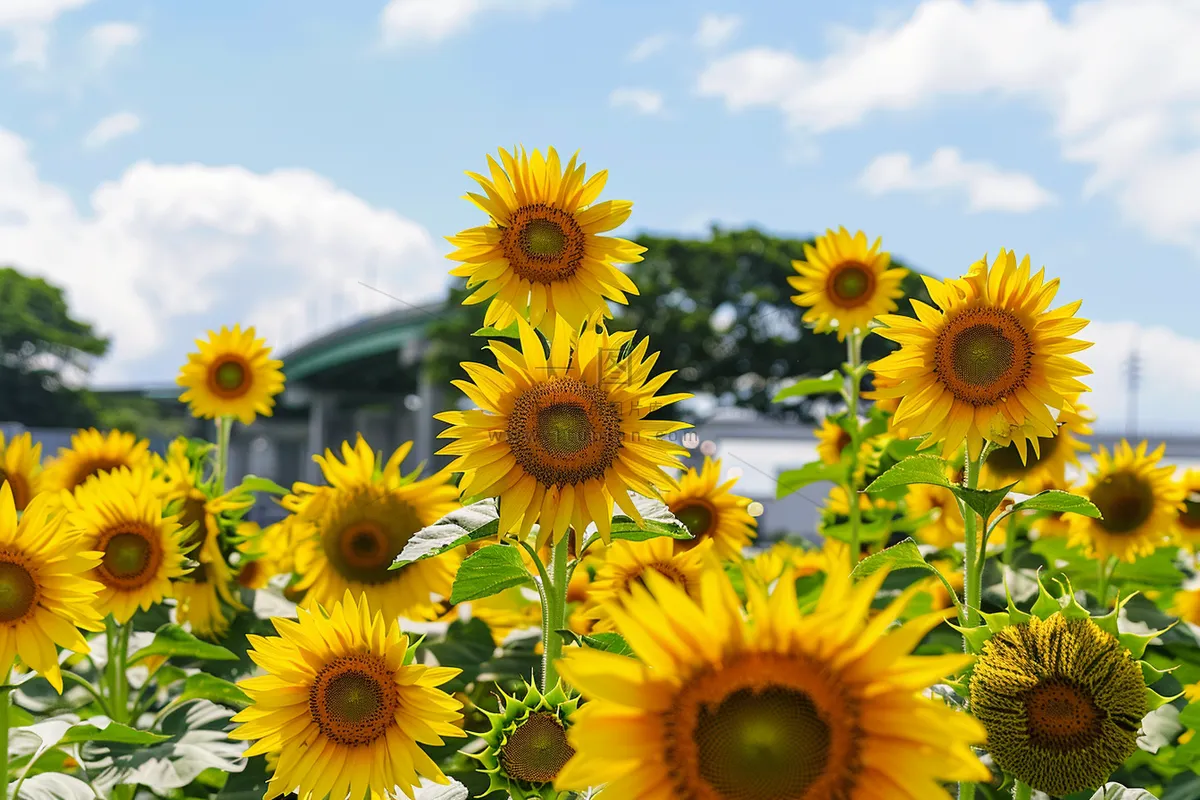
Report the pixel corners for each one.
[424,226,931,421]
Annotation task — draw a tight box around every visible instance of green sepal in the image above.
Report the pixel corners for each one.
[1057,577,1092,620]
[1140,660,1174,686]
[1003,575,1031,626]
[949,621,995,653]
[1030,573,1063,619]
[1118,624,1173,661]
[1145,687,1182,712]
[981,610,1013,635]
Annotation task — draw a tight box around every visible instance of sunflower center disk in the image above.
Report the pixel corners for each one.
[214,360,247,393]
[626,562,688,595]
[74,459,126,490]
[694,686,831,800]
[536,404,594,456]
[1180,494,1200,531]
[1091,472,1154,534]
[953,324,1015,387]
[508,379,623,488]
[1024,679,1104,751]
[101,530,157,588]
[827,263,874,306]
[936,310,1032,405]
[503,205,586,284]
[324,494,420,585]
[987,434,1059,477]
[499,712,575,785]
[310,655,400,746]
[673,501,715,540]
[0,559,37,623]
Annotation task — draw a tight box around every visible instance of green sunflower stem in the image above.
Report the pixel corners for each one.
[843,328,865,573]
[1,668,11,800]
[542,533,571,692]
[107,617,133,724]
[1097,556,1114,609]
[214,415,234,494]
[1013,779,1033,800]
[961,450,983,631]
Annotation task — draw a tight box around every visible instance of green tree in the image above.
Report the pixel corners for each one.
[0,267,110,427]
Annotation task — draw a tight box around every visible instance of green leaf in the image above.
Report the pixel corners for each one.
[175,674,252,709]
[127,624,238,666]
[215,755,270,799]
[9,773,95,800]
[776,461,845,499]
[449,545,533,604]
[1088,784,1159,800]
[391,500,500,569]
[953,483,1016,521]
[581,493,692,550]
[851,538,963,616]
[581,632,635,657]
[773,371,841,402]
[472,323,521,338]
[1012,490,1101,518]
[59,719,170,746]
[426,619,494,691]
[233,475,289,496]
[864,455,951,493]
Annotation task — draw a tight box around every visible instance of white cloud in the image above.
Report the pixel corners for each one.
[83,112,141,149]
[695,12,741,48]
[696,0,1200,253]
[380,0,568,47]
[609,87,664,116]
[860,147,1055,212]
[0,0,94,66]
[85,21,140,67]
[0,127,444,384]
[627,33,669,62]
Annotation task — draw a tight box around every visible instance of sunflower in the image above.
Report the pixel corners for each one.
[231,590,465,800]
[473,680,579,800]
[1068,440,1184,563]
[0,431,43,512]
[447,146,645,331]
[63,468,191,623]
[0,485,105,693]
[435,316,690,547]
[871,249,1092,459]
[965,578,1168,796]
[662,457,756,560]
[1171,586,1200,626]
[581,537,713,633]
[981,398,1093,493]
[906,483,964,550]
[1175,469,1200,550]
[744,540,831,586]
[43,428,152,494]
[290,436,462,622]
[177,325,285,425]
[788,227,907,341]
[814,417,852,465]
[241,515,300,586]
[555,561,988,799]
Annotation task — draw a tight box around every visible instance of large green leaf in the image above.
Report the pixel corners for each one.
[579,493,692,550]
[232,475,289,496]
[449,545,533,604]
[9,773,95,800]
[581,632,635,658]
[1012,490,1101,518]
[773,371,841,402]
[391,500,500,568]
[471,323,520,338]
[10,715,169,775]
[175,674,252,710]
[776,461,845,499]
[850,538,963,615]
[127,624,238,666]
[864,455,951,493]
[955,483,1017,521]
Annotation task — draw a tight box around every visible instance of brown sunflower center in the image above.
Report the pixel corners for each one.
[1024,679,1104,751]
[1180,493,1200,531]
[935,308,1033,405]
[507,378,624,488]
[207,357,252,399]
[322,493,421,585]
[98,525,163,590]
[622,561,688,596]
[502,205,586,284]
[309,653,400,747]
[237,559,261,588]
[672,500,716,540]
[0,557,37,623]
[1090,471,1155,535]
[499,711,575,785]
[0,470,30,511]
[70,459,128,490]
[986,434,1060,478]
[178,497,208,557]
[826,262,875,307]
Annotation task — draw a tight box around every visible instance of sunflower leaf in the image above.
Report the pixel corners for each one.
[127,624,239,666]
[175,674,252,710]
[773,370,841,402]
[1088,783,1160,799]
[7,772,96,800]
[951,483,1016,521]
[232,475,289,496]
[863,455,951,493]
[581,632,636,658]
[776,461,845,499]
[472,323,521,339]
[450,545,534,604]
[391,499,501,569]
[850,538,964,619]
[1010,490,1101,518]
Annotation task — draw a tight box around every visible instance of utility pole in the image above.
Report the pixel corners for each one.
[1124,335,1141,439]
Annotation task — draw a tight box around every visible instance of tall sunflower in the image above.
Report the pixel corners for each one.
[43,428,152,494]
[1068,440,1184,563]
[0,485,104,692]
[0,431,43,511]
[177,325,285,425]
[981,398,1093,493]
[230,590,466,800]
[871,250,1092,458]
[289,436,462,622]
[555,563,988,798]
[447,146,645,330]
[1175,469,1200,550]
[64,468,191,623]
[435,316,691,547]
[788,227,907,340]
[580,537,713,633]
[661,457,756,560]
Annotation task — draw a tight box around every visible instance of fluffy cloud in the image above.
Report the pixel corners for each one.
[85,21,141,67]
[0,127,444,384]
[380,0,569,47]
[694,12,740,48]
[83,112,141,149]
[626,33,670,62]
[0,0,94,66]
[609,87,664,116]
[696,0,1200,252]
[860,147,1056,212]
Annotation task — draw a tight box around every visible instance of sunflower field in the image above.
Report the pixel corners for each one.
[2,145,1200,800]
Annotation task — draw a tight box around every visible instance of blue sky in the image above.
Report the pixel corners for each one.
[2,0,1199,434]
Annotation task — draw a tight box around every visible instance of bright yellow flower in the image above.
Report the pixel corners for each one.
[177,325,285,425]
[581,537,714,632]
[662,457,756,560]
[1175,469,1200,550]
[43,428,152,494]
[1172,587,1200,626]
[907,483,965,550]
[981,399,1093,493]
[745,539,835,586]
[0,431,43,511]
[814,417,851,466]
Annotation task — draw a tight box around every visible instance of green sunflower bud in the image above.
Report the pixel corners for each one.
[471,680,580,800]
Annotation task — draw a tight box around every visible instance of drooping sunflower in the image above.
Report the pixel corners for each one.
[580,537,714,633]
[447,146,645,331]
[906,483,964,550]
[43,428,152,494]
[231,590,466,800]
[965,577,1170,796]
[435,316,691,547]
[290,436,463,622]
[0,431,43,511]
[64,468,191,623]
[473,680,580,800]
[0,484,105,693]
[981,398,1094,493]
[871,249,1092,458]
[555,562,989,799]
[814,417,852,465]
[661,457,756,560]
[788,227,907,340]
[1068,440,1184,563]
[177,325,285,425]
[1174,469,1200,550]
